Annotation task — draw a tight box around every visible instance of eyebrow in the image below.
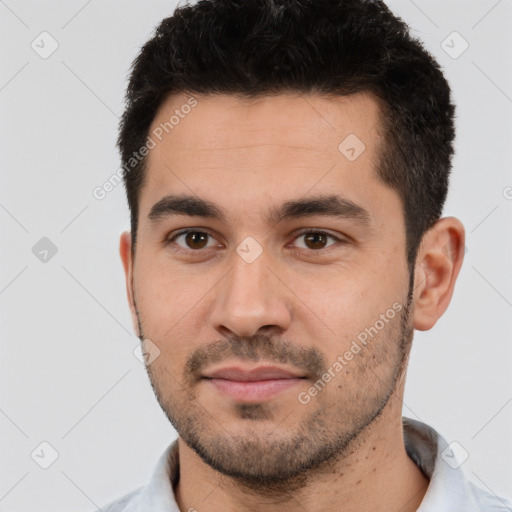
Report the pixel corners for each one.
[147,194,372,227]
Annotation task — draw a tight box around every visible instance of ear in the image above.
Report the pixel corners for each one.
[412,217,466,331]
[119,231,140,337]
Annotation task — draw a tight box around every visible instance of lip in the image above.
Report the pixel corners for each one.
[207,378,304,402]
[202,365,305,381]
[202,365,307,402]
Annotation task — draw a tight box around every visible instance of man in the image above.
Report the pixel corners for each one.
[99,0,512,510]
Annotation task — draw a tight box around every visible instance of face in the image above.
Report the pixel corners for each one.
[123,91,415,488]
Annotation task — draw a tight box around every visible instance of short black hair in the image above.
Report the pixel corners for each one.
[118,0,456,270]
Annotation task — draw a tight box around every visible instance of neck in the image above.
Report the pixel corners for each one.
[174,397,429,512]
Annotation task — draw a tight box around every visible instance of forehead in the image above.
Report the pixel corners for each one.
[140,91,394,225]
[147,91,382,154]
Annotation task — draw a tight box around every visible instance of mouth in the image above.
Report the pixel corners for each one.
[202,365,308,402]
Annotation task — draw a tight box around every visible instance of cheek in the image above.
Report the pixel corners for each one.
[136,248,209,297]
[290,259,404,351]
[133,259,203,339]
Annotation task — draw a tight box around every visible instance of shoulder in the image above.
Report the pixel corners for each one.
[92,486,144,512]
[470,481,512,511]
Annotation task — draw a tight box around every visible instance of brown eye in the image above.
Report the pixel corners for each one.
[168,230,218,251]
[304,232,328,249]
[293,231,339,250]
[184,231,209,249]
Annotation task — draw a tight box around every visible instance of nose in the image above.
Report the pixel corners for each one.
[210,249,292,338]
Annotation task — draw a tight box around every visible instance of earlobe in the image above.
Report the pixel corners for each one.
[119,231,140,337]
[412,217,465,331]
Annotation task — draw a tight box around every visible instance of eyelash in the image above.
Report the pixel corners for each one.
[164,229,346,254]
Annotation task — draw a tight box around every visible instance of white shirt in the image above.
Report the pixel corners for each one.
[97,417,512,511]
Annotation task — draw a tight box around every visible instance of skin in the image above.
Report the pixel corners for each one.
[119,91,465,512]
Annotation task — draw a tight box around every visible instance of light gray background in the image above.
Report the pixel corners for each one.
[1,1,511,510]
